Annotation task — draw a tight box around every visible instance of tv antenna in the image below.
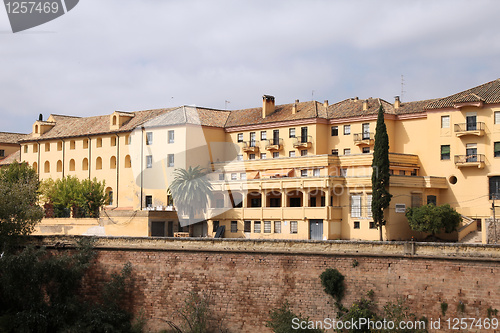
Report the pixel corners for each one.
[401,75,406,101]
[225,100,230,110]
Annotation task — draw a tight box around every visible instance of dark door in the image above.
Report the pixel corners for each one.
[301,127,308,143]
[466,115,477,131]
[167,221,174,237]
[273,130,279,145]
[466,146,477,162]
[310,219,323,240]
[151,221,165,237]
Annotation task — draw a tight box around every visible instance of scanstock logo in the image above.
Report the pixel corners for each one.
[3,0,79,33]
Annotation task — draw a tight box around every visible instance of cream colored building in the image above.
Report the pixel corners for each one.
[16,79,500,242]
[0,132,27,168]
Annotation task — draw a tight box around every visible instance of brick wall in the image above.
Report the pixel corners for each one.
[36,236,500,332]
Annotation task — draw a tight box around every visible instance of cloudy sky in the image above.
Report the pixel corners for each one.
[1,0,500,133]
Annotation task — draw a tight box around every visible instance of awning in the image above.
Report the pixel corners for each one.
[260,169,293,178]
[246,171,260,179]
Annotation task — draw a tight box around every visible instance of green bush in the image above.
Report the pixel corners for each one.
[320,268,345,302]
[266,301,323,333]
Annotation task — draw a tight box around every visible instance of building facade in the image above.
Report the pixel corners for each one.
[16,79,500,241]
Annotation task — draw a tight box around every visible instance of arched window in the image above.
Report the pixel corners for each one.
[56,160,62,172]
[44,161,50,173]
[96,138,102,148]
[57,141,63,151]
[112,115,117,125]
[96,157,102,170]
[33,162,38,173]
[82,158,89,171]
[110,156,117,169]
[106,187,113,205]
[35,125,39,134]
[70,140,76,149]
[69,159,75,171]
[125,155,131,168]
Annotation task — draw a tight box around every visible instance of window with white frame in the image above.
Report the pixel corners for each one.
[168,130,175,143]
[366,194,372,218]
[274,221,281,233]
[351,194,362,218]
[441,115,450,128]
[290,221,298,234]
[344,125,351,135]
[249,154,255,160]
[231,173,237,180]
[146,132,153,145]
[264,221,271,233]
[261,131,267,140]
[231,221,238,233]
[254,221,261,233]
[289,151,295,157]
[237,154,243,161]
[273,152,279,158]
[237,133,243,142]
[331,126,338,136]
[260,153,267,159]
[146,155,152,168]
[301,169,308,177]
[167,154,174,167]
[301,150,307,156]
[313,168,320,177]
[495,111,500,124]
[344,148,351,155]
[240,173,246,180]
[289,128,296,138]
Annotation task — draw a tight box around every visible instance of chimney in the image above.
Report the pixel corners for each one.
[394,96,401,109]
[292,103,297,114]
[262,95,275,118]
[323,100,329,107]
[353,97,359,101]
[362,100,368,111]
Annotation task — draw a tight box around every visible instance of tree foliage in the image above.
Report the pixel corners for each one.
[0,162,44,249]
[405,203,461,235]
[371,105,393,241]
[266,301,324,333]
[168,166,213,226]
[320,268,345,303]
[0,238,136,332]
[40,176,108,218]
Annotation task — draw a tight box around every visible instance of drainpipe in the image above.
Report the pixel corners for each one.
[140,127,144,210]
[61,139,65,178]
[36,140,40,178]
[116,133,120,208]
[88,136,92,179]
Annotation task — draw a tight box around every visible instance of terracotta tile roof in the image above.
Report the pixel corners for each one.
[142,106,230,128]
[0,151,20,166]
[327,98,395,119]
[394,99,438,115]
[225,101,326,128]
[20,108,176,142]
[0,132,28,144]
[425,78,500,109]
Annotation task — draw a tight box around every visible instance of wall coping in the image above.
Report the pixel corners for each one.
[29,235,500,261]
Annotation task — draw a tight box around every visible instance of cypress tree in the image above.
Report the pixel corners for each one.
[371,104,392,241]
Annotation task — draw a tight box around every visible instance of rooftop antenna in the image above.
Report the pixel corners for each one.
[225,100,230,110]
[401,75,406,101]
[311,90,315,100]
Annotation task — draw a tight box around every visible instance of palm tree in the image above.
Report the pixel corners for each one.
[168,166,213,229]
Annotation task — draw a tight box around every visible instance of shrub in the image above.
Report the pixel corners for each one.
[266,301,323,333]
[320,268,345,302]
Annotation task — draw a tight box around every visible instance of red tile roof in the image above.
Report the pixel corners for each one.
[425,79,500,109]
[0,132,28,144]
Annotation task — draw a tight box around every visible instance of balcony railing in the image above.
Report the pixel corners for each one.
[454,122,485,137]
[353,132,374,145]
[242,140,260,152]
[264,138,284,150]
[454,154,485,168]
[293,135,312,148]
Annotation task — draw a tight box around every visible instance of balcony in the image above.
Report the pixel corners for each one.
[242,141,259,152]
[293,135,312,148]
[353,132,374,146]
[454,122,485,137]
[454,154,485,168]
[264,138,284,151]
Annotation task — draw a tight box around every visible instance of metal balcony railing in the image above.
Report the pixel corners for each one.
[264,138,283,150]
[242,141,260,151]
[454,122,485,133]
[454,154,485,165]
[293,135,312,147]
[353,132,374,142]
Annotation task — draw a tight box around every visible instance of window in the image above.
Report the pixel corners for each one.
[290,221,298,234]
[362,123,370,139]
[260,153,267,159]
[354,221,360,229]
[273,152,279,158]
[168,154,174,167]
[237,154,243,161]
[126,135,131,145]
[344,148,351,155]
[495,142,500,157]
[146,155,153,168]
[249,154,256,160]
[237,133,243,142]
[250,132,256,146]
[112,115,117,126]
[110,156,117,169]
[495,111,500,124]
[366,194,372,218]
[301,150,307,156]
[231,173,237,180]
[411,193,422,208]
[395,204,406,213]
[289,151,295,157]
[301,170,308,177]
[146,132,153,145]
[33,143,38,153]
[289,197,301,207]
[56,160,62,172]
[313,169,320,177]
[125,155,131,168]
[231,221,238,233]
[274,221,281,233]
[441,115,450,128]
[489,176,500,199]
[212,221,219,233]
[45,143,50,152]
[440,145,450,160]
[264,221,271,233]
[260,131,267,140]
[0,150,4,157]
[254,221,261,233]
[96,138,102,148]
[369,222,376,229]
[69,159,75,171]
[108,190,113,206]
[351,195,361,218]
[70,140,75,149]
[218,173,224,180]
[331,126,338,136]
[427,195,437,205]
[96,157,102,170]
[82,158,88,171]
[146,196,153,208]
[240,173,246,180]
[57,141,62,151]
[24,145,28,153]
[270,198,280,207]
[83,139,89,149]
[362,147,370,154]
[244,221,251,233]
[344,125,351,135]
[399,170,405,176]
[289,128,296,138]
[111,137,117,146]
[168,130,175,143]
[340,168,348,177]
[331,149,338,156]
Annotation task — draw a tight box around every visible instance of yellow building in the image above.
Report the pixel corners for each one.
[0,132,27,168]
[17,79,500,242]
